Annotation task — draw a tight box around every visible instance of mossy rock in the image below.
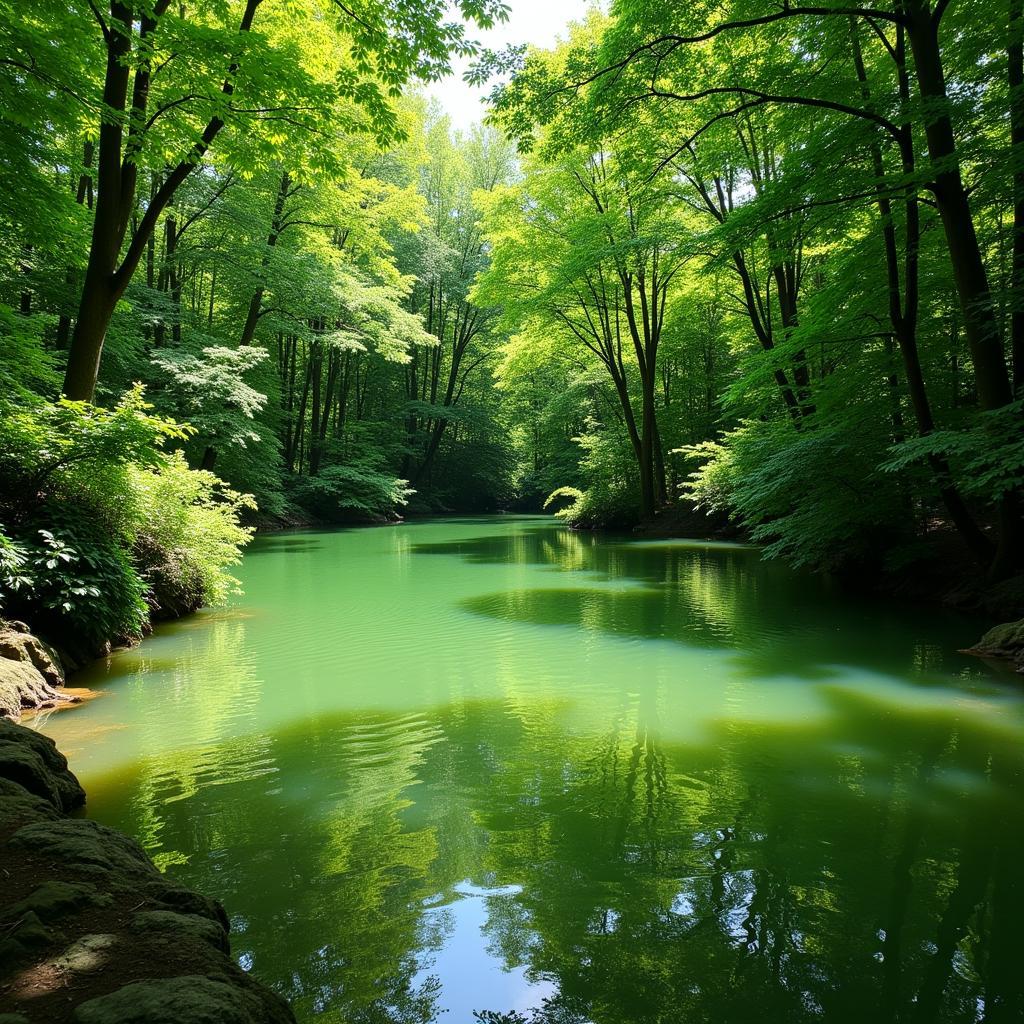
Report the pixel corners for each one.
[71,976,295,1024]
[1,881,110,924]
[968,617,1024,671]
[0,719,85,812]
[9,818,160,880]
[0,623,73,722]
[0,714,294,1024]
[0,776,62,833]
[131,910,229,955]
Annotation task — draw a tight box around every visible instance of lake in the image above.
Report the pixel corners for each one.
[37,516,1024,1023]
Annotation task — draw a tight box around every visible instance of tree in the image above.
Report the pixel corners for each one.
[477,127,691,520]
[2,0,508,402]
[478,0,1024,578]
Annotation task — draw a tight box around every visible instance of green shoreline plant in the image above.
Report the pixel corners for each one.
[0,387,254,655]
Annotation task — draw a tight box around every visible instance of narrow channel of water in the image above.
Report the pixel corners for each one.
[38,516,1024,1023]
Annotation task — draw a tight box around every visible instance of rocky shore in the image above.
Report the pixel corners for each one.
[966,617,1024,673]
[0,622,80,723]
[0,717,294,1023]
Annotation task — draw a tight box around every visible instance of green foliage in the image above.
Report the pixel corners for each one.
[473,0,1024,578]
[543,486,586,515]
[2,0,1021,605]
[0,532,30,606]
[150,345,270,454]
[288,461,414,522]
[543,424,643,528]
[131,453,256,616]
[0,521,148,648]
[683,418,908,571]
[882,402,1024,501]
[0,386,190,528]
[0,306,60,400]
[0,390,253,650]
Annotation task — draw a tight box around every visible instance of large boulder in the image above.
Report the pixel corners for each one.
[0,622,77,721]
[71,976,295,1024]
[967,617,1024,672]
[0,718,85,812]
[0,719,296,1024]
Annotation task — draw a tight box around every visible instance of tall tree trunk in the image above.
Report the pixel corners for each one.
[850,19,993,563]
[57,136,97,350]
[239,170,291,347]
[1011,0,1024,395]
[905,7,1020,576]
[167,213,181,345]
[622,275,660,519]
[292,354,312,475]
[905,7,1013,412]
[308,337,323,475]
[62,0,260,400]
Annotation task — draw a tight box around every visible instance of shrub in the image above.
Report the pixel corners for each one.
[0,522,148,649]
[131,453,255,616]
[288,460,413,522]
[681,416,909,571]
[0,388,255,651]
[543,423,642,528]
[0,385,188,533]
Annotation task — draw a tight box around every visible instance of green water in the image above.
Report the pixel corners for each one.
[37,516,1024,1023]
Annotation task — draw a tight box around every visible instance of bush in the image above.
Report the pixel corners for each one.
[0,388,255,652]
[131,453,255,617]
[287,460,413,522]
[682,416,909,571]
[543,423,642,528]
[0,522,148,649]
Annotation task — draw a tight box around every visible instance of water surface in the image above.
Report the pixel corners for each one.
[39,517,1024,1023]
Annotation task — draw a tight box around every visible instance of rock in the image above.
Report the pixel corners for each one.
[1,881,110,924]
[71,976,295,1024]
[0,718,296,1024]
[0,718,86,812]
[0,626,64,687]
[50,932,119,974]
[0,775,62,833]
[0,623,77,722]
[0,909,54,956]
[966,617,1024,672]
[9,818,161,880]
[141,884,229,930]
[132,910,229,954]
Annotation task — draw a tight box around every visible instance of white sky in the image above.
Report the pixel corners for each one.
[423,0,591,130]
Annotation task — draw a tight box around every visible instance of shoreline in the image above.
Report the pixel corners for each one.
[0,718,295,1023]
[7,512,1020,728]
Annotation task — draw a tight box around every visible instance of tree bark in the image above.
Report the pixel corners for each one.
[1011,0,1024,395]
[239,170,291,347]
[850,19,993,563]
[904,5,1013,412]
[62,0,261,401]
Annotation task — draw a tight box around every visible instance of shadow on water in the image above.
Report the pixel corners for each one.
[420,527,991,686]
[84,679,1024,1024]
[243,536,328,556]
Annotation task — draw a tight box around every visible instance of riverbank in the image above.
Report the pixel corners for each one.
[0,718,294,1024]
[0,622,82,723]
[583,502,1024,623]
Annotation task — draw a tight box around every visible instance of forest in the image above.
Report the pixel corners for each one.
[1,3,1024,1024]
[1,0,1022,657]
